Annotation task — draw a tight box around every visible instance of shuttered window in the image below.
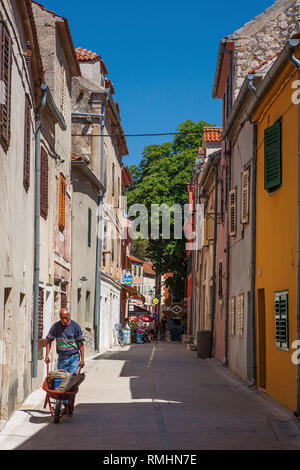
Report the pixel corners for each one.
[241,169,250,225]
[237,293,244,337]
[59,174,66,232]
[230,297,236,336]
[0,25,12,152]
[264,119,282,193]
[23,96,31,192]
[112,163,115,196]
[40,148,48,219]
[229,189,237,237]
[88,208,92,247]
[38,288,44,339]
[275,291,289,351]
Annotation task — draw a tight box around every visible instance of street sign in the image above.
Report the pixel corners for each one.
[123,270,133,286]
[152,298,160,306]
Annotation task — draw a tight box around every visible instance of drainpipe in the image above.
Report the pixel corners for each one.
[248,124,258,387]
[32,84,47,379]
[210,162,219,355]
[288,48,300,416]
[94,90,110,353]
[223,147,231,367]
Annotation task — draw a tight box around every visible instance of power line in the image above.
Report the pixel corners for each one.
[71,131,205,138]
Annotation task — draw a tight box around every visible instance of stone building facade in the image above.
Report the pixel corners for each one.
[31,2,80,378]
[71,47,129,351]
[0,0,43,429]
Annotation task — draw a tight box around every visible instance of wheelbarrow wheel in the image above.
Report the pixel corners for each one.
[54,400,61,424]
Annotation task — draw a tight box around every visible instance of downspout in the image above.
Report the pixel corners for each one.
[32,84,47,379]
[248,124,258,387]
[223,148,231,366]
[210,163,219,355]
[94,90,110,353]
[288,49,300,416]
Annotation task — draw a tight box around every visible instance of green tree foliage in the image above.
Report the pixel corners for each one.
[126,120,215,301]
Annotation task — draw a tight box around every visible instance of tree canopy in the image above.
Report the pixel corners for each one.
[126,120,215,301]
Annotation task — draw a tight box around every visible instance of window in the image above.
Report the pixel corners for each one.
[23,95,31,192]
[241,169,250,225]
[139,266,141,277]
[59,173,66,232]
[237,293,244,337]
[0,24,12,152]
[88,208,92,247]
[229,189,237,237]
[275,291,289,351]
[264,119,282,193]
[61,292,67,309]
[40,147,49,219]
[134,265,137,276]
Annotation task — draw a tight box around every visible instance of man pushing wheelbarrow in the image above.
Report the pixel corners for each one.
[44,309,86,423]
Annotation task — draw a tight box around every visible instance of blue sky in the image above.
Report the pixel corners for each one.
[43,0,274,167]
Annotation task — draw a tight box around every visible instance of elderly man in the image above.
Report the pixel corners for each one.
[45,308,85,374]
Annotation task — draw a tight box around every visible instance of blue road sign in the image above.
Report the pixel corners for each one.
[123,270,133,286]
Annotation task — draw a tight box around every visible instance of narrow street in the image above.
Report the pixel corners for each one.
[1,342,300,451]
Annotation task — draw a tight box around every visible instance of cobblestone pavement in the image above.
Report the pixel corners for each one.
[1,342,300,450]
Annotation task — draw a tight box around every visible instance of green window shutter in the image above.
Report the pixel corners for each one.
[134,266,137,276]
[264,119,282,192]
[139,266,141,277]
[275,291,289,351]
[88,208,92,247]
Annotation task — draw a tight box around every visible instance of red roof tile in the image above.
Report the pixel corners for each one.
[203,127,222,143]
[143,262,155,276]
[75,47,108,75]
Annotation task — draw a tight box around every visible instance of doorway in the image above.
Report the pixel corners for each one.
[257,288,267,390]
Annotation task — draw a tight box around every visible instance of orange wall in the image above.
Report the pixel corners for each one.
[254,59,298,410]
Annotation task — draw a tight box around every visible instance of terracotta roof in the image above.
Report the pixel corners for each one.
[143,262,155,276]
[71,152,83,162]
[75,47,108,75]
[129,255,144,265]
[203,127,222,143]
[105,78,115,95]
[248,51,281,75]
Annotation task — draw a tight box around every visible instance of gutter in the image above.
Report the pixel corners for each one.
[94,89,110,353]
[287,43,300,417]
[32,85,47,379]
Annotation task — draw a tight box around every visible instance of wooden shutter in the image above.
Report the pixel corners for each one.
[112,163,115,196]
[275,291,289,350]
[38,288,44,339]
[230,297,236,336]
[0,25,12,152]
[237,293,244,337]
[229,189,237,237]
[59,173,66,232]
[23,96,31,192]
[88,208,92,247]
[264,119,282,192]
[40,148,49,219]
[241,170,250,225]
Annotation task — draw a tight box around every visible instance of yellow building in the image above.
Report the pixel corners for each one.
[249,39,300,410]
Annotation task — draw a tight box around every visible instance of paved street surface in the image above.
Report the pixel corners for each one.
[1,342,300,450]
